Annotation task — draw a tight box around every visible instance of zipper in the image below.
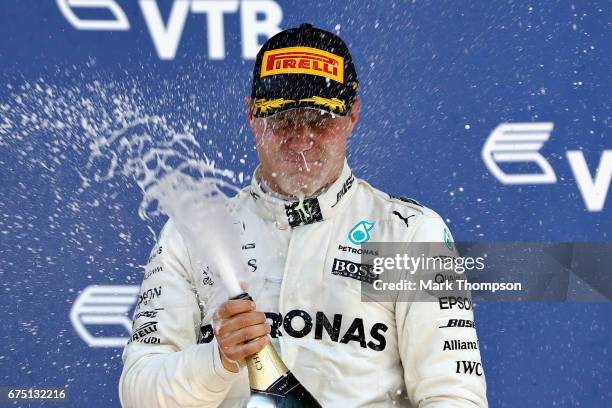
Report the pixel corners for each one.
[277,224,295,364]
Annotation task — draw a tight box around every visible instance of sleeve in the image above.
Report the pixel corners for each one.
[396,213,488,407]
[118,219,241,408]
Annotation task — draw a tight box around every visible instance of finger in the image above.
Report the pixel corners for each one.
[223,336,269,362]
[215,311,267,337]
[218,323,271,349]
[216,299,254,319]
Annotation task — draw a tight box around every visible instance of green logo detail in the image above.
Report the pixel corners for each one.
[444,228,453,250]
[349,221,375,245]
[295,201,314,223]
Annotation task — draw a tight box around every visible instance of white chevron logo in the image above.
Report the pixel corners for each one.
[70,285,139,347]
[482,122,556,184]
[56,0,130,30]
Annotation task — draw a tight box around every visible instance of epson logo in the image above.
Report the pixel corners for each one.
[483,123,612,212]
[438,296,473,310]
[56,0,283,60]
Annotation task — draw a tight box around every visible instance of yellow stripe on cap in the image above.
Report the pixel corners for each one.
[252,98,296,114]
[299,97,346,113]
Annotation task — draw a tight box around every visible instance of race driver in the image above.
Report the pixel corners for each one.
[119,24,488,407]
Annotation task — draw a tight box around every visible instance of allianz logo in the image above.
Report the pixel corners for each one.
[56,0,283,60]
[482,122,611,212]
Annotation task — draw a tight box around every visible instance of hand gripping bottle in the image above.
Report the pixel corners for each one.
[231,293,322,408]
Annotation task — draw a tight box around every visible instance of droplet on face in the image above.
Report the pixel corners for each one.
[299,152,310,172]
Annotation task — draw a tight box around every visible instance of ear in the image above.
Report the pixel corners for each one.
[246,96,257,135]
[246,96,253,122]
[349,98,361,124]
[346,98,361,134]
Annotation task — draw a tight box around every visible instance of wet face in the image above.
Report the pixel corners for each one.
[247,98,361,197]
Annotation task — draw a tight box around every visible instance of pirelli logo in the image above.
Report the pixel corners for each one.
[261,46,344,84]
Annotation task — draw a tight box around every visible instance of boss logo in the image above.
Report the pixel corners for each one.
[439,319,476,329]
[331,258,377,284]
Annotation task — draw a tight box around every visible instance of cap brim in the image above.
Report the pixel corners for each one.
[251,98,350,118]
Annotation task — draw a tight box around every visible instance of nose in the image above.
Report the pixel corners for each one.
[285,125,315,153]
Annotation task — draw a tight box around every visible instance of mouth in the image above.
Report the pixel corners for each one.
[282,159,323,174]
[282,155,322,164]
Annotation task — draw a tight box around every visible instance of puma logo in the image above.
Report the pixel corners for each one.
[392,211,414,227]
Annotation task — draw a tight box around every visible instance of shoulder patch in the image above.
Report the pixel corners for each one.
[388,194,423,207]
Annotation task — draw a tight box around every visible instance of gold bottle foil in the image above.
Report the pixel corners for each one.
[246,342,289,391]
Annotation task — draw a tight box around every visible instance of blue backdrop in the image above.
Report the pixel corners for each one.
[0,1,610,406]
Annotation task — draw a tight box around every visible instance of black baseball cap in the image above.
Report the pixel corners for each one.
[250,23,359,118]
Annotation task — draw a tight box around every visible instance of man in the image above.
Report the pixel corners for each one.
[119,24,488,407]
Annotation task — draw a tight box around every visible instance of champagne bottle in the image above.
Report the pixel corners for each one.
[230,293,322,408]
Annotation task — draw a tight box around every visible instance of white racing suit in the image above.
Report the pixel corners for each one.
[119,161,488,407]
